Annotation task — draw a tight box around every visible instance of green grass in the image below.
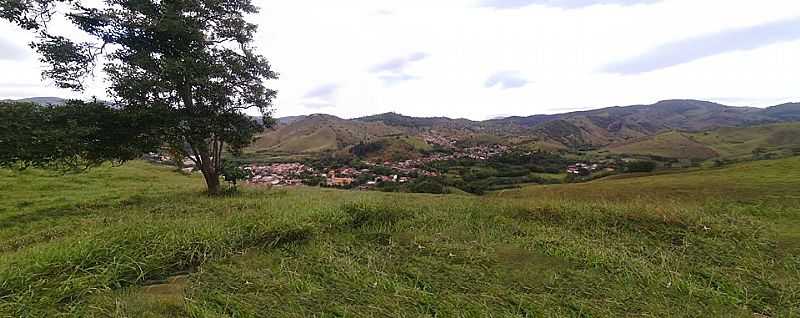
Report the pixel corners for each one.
[398,135,433,152]
[606,123,800,160]
[687,122,800,159]
[0,159,799,317]
[528,172,566,182]
[494,156,800,204]
[607,131,719,160]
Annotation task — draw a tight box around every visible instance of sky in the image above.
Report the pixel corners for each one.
[1,0,799,120]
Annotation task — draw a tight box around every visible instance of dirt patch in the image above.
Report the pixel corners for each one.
[142,275,189,297]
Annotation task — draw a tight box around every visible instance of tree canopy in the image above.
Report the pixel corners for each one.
[0,100,162,170]
[1,0,278,194]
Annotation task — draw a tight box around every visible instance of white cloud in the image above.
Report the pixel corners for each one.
[1,0,799,119]
[480,0,659,9]
[603,16,800,74]
[485,71,529,89]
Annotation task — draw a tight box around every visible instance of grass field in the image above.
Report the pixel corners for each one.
[0,158,798,317]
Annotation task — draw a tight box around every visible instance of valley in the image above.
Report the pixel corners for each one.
[222,99,800,194]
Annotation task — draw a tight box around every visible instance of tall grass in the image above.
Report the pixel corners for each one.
[0,159,798,316]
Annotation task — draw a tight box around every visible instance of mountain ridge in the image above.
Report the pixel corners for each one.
[6,97,799,153]
[264,99,800,153]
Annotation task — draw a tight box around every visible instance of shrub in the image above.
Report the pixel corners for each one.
[625,160,657,173]
[221,161,252,190]
[407,176,447,194]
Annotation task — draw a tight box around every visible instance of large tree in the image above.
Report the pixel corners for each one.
[1,0,278,194]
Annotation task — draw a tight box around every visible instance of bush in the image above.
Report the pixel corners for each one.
[221,161,252,190]
[407,177,447,194]
[351,141,384,157]
[625,160,657,173]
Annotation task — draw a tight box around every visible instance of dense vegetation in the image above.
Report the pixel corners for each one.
[0,100,160,170]
[1,157,797,316]
[624,160,658,173]
[419,151,568,194]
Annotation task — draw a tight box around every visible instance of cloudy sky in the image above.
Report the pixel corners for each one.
[1,0,799,120]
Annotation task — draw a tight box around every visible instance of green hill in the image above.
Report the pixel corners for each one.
[1,157,799,316]
[494,156,800,203]
[606,131,719,160]
[250,114,403,153]
[687,122,800,159]
[606,123,800,160]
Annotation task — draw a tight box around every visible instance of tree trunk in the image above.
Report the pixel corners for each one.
[201,165,222,195]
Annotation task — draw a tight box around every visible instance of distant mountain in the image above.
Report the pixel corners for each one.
[762,103,800,121]
[2,97,66,105]
[9,96,798,155]
[276,115,307,125]
[254,99,800,154]
[478,99,793,148]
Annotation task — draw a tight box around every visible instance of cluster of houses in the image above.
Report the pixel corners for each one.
[147,143,593,190]
[420,132,457,148]
[458,145,510,160]
[241,143,503,187]
[244,163,420,188]
[245,163,311,186]
[566,163,597,175]
[566,162,616,175]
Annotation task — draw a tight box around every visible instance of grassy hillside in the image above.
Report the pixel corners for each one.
[687,122,800,159]
[607,130,719,160]
[494,156,800,203]
[502,99,795,148]
[250,114,403,153]
[606,123,800,160]
[0,159,799,316]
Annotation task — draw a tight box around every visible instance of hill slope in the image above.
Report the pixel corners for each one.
[606,122,800,160]
[251,114,403,153]
[687,122,800,159]
[495,156,800,203]
[606,131,720,159]
[1,158,799,316]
